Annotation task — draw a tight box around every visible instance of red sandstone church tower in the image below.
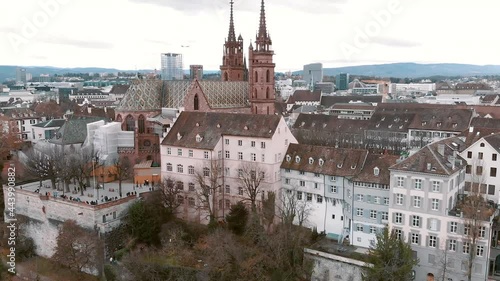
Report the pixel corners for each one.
[220,0,246,81]
[249,0,275,115]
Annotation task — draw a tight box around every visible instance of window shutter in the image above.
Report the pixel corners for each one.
[436,220,441,231]
[392,213,396,223]
[436,237,440,249]
[410,215,413,226]
[428,199,432,210]
[427,218,431,230]
[447,222,451,233]
[426,235,429,247]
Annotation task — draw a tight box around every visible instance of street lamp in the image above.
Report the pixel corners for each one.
[101,173,105,190]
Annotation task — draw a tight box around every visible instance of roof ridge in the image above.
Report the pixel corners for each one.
[428,144,449,174]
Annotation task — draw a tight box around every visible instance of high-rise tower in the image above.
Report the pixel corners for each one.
[248,0,275,115]
[220,0,245,81]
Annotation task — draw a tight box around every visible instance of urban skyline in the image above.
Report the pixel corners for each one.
[1,0,500,72]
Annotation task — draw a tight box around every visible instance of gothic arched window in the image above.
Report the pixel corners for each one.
[266,87,269,99]
[194,94,199,110]
[138,115,145,134]
[125,115,135,131]
[266,70,270,83]
[254,71,258,82]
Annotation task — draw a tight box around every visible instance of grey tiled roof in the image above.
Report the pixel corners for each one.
[50,116,107,145]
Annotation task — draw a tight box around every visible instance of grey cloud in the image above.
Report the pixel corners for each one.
[129,0,346,14]
[371,37,421,47]
[39,36,114,49]
[129,0,254,12]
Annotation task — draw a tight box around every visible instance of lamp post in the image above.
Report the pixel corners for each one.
[101,173,105,190]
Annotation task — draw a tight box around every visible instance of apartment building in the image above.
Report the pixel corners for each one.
[160,111,297,223]
[459,133,500,203]
[389,137,493,281]
[280,143,399,246]
[350,154,399,248]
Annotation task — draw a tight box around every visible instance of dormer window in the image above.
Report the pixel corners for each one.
[311,122,315,127]
[388,124,392,129]
[376,123,380,128]
[196,134,203,142]
[177,133,182,140]
[196,122,200,127]
[351,164,356,169]
[337,163,342,168]
[301,122,305,127]
[381,117,385,121]
[319,158,324,166]
[323,123,327,128]
[217,123,221,128]
[295,156,301,163]
[286,155,291,162]
[374,167,380,176]
[309,157,314,164]
[452,123,457,128]
[244,126,248,130]
[422,121,427,126]
[399,125,403,129]
[437,122,442,127]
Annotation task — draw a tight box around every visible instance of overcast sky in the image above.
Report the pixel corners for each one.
[1,0,499,72]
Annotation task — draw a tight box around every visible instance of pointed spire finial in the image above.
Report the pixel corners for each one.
[258,0,267,40]
[228,0,236,42]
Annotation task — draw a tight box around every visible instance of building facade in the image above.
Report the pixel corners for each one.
[303,63,323,86]
[190,65,204,80]
[389,138,493,281]
[160,111,297,223]
[336,73,350,91]
[161,53,183,80]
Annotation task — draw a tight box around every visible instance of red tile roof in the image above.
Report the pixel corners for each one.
[162,112,281,149]
[390,137,466,175]
[352,154,399,185]
[281,143,368,177]
[291,90,321,102]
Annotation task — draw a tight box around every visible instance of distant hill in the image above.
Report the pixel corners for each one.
[0,65,222,82]
[293,63,500,78]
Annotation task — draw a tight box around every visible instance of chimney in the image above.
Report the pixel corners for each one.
[469,126,474,133]
[437,144,445,156]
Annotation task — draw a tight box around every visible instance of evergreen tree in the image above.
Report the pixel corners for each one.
[363,227,418,281]
[226,202,248,235]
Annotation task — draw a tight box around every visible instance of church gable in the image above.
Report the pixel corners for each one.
[184,80,211,111]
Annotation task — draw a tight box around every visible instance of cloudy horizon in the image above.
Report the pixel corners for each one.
[1,0,499,72]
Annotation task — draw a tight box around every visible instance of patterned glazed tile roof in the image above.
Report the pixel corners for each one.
[162,80,249,109]
[121,79,249,111]
[117,79,163,111]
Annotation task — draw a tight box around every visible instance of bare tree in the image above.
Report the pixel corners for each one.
[157,177,183,217]
[52,220,103,273]
[278,187,312,227]
[238,162,266,213]
[460,157,495,281]
[193,158,223,224]
[22,145,62,189]
[435,240,455,281]
[459,191,494,281]
[67,148,99,196]
[112,156,131,197]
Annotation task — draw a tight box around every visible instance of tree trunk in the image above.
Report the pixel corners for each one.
[119,180,122,197]
[50,178,56,189]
